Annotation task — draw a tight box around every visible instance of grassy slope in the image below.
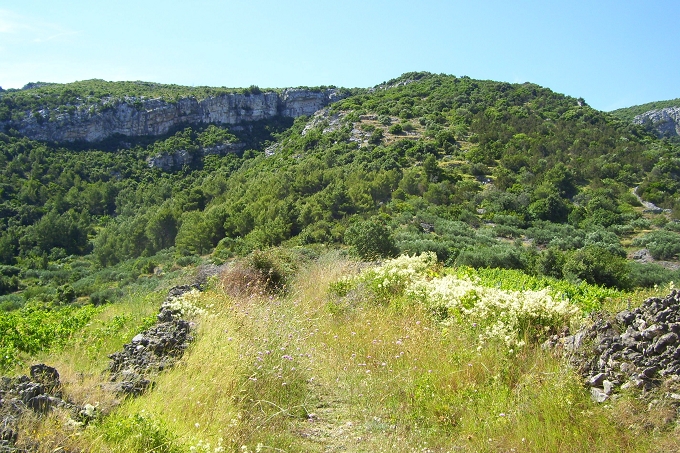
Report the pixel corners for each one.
[19,253,680,453]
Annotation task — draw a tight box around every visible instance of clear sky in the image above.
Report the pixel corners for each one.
[0,0,677,111]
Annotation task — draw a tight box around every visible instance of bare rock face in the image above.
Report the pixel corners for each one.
[633,107,680,138]
[145,142,246,171]
[4,88,345,143]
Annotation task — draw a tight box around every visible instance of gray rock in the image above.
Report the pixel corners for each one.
[590,387,608,403]
[1,89,346,144]
[588,373,606,387]
[563,331,586,352]
[29,364,60,390]
[603,380,615,395]
[642,366,659,378]
[642,324,665,340]
[108,286,197,396]
[633,106,680,138]
[26,395,61,413]
[654,332,678,354]
[616,310,635,326]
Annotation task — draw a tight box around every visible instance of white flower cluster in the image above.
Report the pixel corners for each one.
[412,275,581,348]
[353,254,583,350]
[161,288,205,318]
[189,438,224,453]
[363,252,437,292]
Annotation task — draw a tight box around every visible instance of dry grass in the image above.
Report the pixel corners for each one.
[17,252,680,452]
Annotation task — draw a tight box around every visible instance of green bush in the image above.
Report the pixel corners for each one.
[632,230,680,260]
[388,123,403,134]
[344,219,398,260]
[563,246,630,289]
[628,262,678,288]
[246,248,301,293]
[454,244,526,270]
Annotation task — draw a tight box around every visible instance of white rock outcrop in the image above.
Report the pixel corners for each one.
[5,88,344,143]
[633,107,680,138]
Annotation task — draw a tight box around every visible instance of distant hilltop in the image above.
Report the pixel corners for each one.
[611,98,680,138]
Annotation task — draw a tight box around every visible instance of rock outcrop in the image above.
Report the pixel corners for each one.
[3,88,345,143]
[633,107,680,138]
[146,142,246,171]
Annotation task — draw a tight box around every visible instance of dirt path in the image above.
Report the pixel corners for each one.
[632,186,667,213]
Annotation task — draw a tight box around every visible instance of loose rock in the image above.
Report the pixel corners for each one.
[564,290,680,412]
[107,285,197,396]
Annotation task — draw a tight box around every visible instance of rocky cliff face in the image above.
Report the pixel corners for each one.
[4,88,344,143]
[633,107,680,138]
[146,142,246,171]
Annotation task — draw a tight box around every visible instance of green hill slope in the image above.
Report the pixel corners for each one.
[4,72,680,452]
[1,71,680,311]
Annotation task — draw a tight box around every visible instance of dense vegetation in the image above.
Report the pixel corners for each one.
[1,71,680,312]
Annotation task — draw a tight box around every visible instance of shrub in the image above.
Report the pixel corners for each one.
[378,114,392,126]
[388,123,403,134]
[221,248,301,296]
[332,253,583,350]
[344,219,398,260]
[628,262,678,288]
[563,246,630,289]
[454,244,526,270]
[632,230,680,260]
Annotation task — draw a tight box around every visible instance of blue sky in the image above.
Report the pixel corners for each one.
[1,0,678,111]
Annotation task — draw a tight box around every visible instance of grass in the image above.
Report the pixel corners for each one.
[13,251,680,452]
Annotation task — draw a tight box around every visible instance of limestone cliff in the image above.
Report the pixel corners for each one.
[3,88,344,143]
[633,106,680,138]
[146,142,246,171]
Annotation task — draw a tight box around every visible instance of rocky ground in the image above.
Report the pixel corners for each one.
[106,284,197,396]
[0,364,71,451]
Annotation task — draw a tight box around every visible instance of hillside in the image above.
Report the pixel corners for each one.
[2,72,680,451]
[612,99,680,139]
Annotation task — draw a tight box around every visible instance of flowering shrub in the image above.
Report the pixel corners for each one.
[409,274,580,349]
[331,253,437,304]
[333,253,584,350]
[161,289,205,318]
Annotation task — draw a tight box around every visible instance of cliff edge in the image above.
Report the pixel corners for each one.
[1,88,344,143]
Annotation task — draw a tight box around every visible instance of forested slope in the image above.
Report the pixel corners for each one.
[1,72,680,312]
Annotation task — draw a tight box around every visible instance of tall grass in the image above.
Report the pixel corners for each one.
[18,251,680,452]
